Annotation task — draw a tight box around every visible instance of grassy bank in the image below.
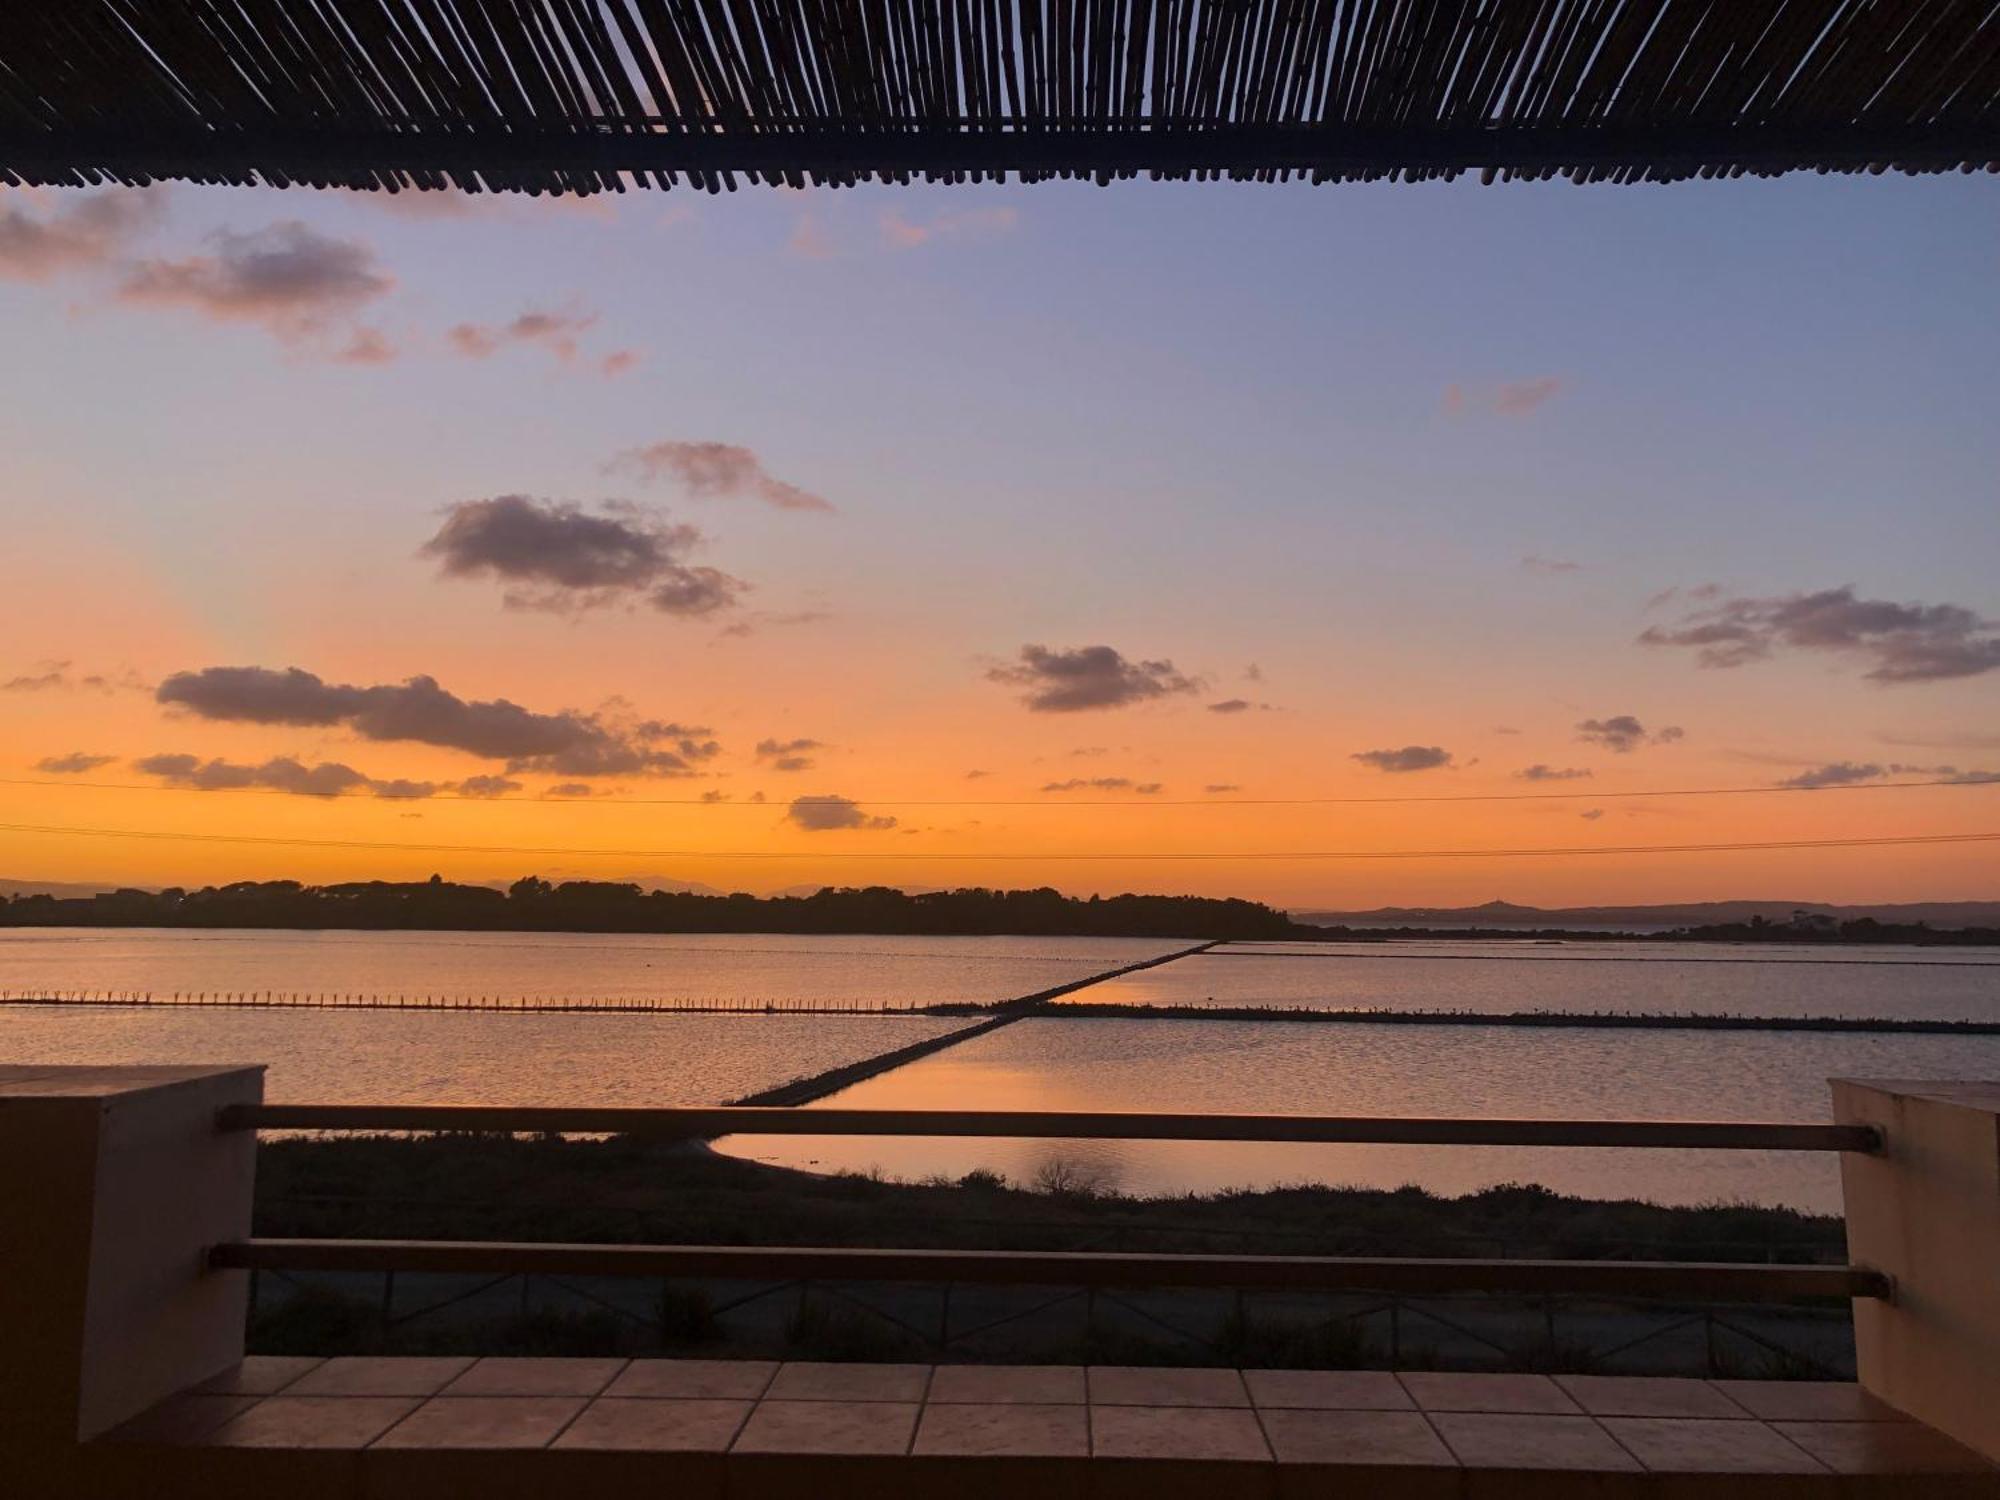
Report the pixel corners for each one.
[249,1134,1849,1374]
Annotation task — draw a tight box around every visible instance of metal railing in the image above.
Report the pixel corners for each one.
[214,1103,1889,1306]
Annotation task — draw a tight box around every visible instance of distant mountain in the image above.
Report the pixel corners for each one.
[1290,898,2000,931]
[0,877,150,900]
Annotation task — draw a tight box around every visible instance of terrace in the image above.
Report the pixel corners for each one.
[5,1063,1999,1496]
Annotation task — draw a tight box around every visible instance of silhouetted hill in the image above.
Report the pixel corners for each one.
[1292,898,2000,931]
[0,877,1292,940]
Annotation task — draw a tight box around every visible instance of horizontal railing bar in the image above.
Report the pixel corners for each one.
[218,1103,1879,1152]
[208,1238,1888,1301]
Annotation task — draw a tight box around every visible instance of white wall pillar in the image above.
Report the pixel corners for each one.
[1834,1077,2000,1463]
[0,1064,263,1449]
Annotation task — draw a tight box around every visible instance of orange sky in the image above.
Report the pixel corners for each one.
[2,176,1996,907]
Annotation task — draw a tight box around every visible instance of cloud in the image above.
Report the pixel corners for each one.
[2,665,69,692]
[118,221,391,342]
[130,752,417,797]
[1521,555,1582,575]
[34,752,116,774]
[756,737,825,772]
[600,350,639,377]
[964,769,990,779]
[546,782,595,798]
[2,661,145,694]
[1493,377,1564,415]
[1351,745,1455,773]
[0,186,165,281]
[1580,808,1605,820]
[1515,764,1593,782]
[879,206,1018,249]
[988,644,1202,713]
[1204,783,1242,793]
[1040,777,1162,794]
[786,795,897,831]
[607,441,835,513]
[457,775,523,798]
[1778,762,1887,790]
[1575,716,1684,753]
[1208,699,1252,714]
[446,305,598,364]
[420,496,746,617]
[155,665,712,777]
[1443,377,1564,417]
[787,212,833,259]
[332,327,397,365]
[1639,585,2000,684]
[328,185,617,223]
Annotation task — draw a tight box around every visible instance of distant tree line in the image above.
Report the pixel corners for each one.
[0,877,1300,939]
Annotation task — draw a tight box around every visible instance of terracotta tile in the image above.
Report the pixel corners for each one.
[207,1396,421,1448]
[1713,1381,1903,1422]
[929,1363,1088,1404]
[1771,1420,1997,1474]
[102,1393,261,1444]
[196,1356,324,1396]
[371,1395,586,1449]
[1430,1412,1641,1471]
[764,1360,931,1402]
[1401,1373,1581,1415]
[732,1399,920,1454]
[286,1355,475,1397]
[1244,1369,1413,1410]
[1090,1404,1271,1461]
[1600,1417,1826,1474]
[915,1402,1091,1457]
[603,1357,777,1399]
[1556,1375,1750,1419]
[1260,1406,1456,1466]
[439,1356,626,1396]
[1089,1365,1250,1407]
[555,1397,752,1451]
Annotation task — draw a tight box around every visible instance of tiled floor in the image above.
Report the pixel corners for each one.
[86,1356,2000,1498]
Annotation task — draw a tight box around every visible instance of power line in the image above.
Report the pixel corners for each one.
[0,821,1993,862]
[0,774,1991,810]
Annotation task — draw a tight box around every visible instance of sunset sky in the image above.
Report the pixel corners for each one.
[3,172,1996,908]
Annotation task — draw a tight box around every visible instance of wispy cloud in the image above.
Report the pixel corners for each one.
[608,441,835,513]
[33,752,116,774]
[156,664,717,777]
[1351,746,1454,773]
[1515,764,1593,781]
[787,794,897,831]
[0,186,165,281]
[756,737,825,772]
[879,206,1018,250]
[1040,777,1163,794]
[1640,585,2000,684]
[988,644,1202,713]
[118,221,392,345]
[1521,554,1582,575]
[420,495,746,617]
[2,661,146,695]
[1443,377,1564,417]
[132,752,468,799]
[445,304,604,366]
[1575,716,1684,753]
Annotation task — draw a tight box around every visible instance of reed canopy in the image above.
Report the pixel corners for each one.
[4,0,1998,193]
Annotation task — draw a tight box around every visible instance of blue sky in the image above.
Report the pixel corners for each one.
[2,170,1996,902]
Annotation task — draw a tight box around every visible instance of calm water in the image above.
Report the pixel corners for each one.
[0,929,1179,1103]
[736,1016,2000,1211]
[0,928,1181,1006]
[7,927,1999,1208]
[1075,941,2000,1022]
